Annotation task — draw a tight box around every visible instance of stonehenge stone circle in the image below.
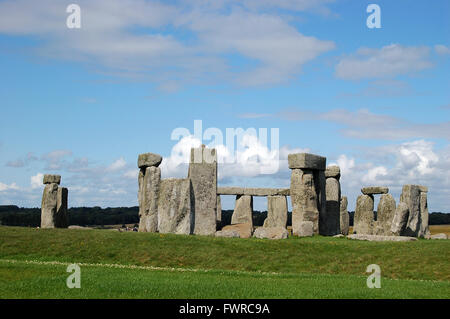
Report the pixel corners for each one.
[354,194,374,235]
[188,145,217,236]
[340,196,349,235]
[323,165,341,236]
[263,195,288,228]
[40,174,68,228]
[231,195,253,228]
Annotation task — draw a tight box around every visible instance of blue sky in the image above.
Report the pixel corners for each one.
[0,0,449,211]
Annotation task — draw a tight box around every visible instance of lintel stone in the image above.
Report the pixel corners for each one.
[288,153,326,170]
[361,186,389,195]
[138,153,162,168]
[43,174,61,185]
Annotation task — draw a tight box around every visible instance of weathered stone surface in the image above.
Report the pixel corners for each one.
[340,196,349,235]
[137,153,162,169]
[374,194,396,236]
[430,233,448,240]
[361,187,389,195]
[253,227,289,240]
[322,176,340,236]
[157,178,194,235]
[291,169,319,235]
[316,170,327,235]
[354,194,374,235]
[419,191,430,237]
[295,221,314,237]
[220,223,253,238]
[40,183,58,228]
[347,234,417,242]
[217,187,290,196]
[400,185,422,237]
[288,153,326,170]
[263,196,288,228]
[138,166,161,232]
[325,165,340,179]
[215,229,240,238]
[231,195,253,227]
[390,202,409,236]
[55,187,68,228]
[189,146,217,236]
[418,186,428,193]
[216,195,222,227]
[43,174,61,185]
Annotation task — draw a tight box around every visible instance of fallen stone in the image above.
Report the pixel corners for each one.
[263,195,288,228]
[347,234,417,242]
[221,223,253,238]
[374,194,396,236]
[361,186,389,195]
[231,195,253,228]
[157,178,194,235]
[354,194,374,235]
[253,227,288,240]
[291,169,319,235]
[340,196,349,235]
[138,153,162,169]
[215,229,240,238]
[43,174,61,185]
[288,153,326,170]
[325,165,340,179]
[430,233,448,240]
[390,202,409,236]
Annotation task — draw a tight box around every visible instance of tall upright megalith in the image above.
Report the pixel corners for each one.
[324,165,341,236]
[41,174,68,228]
[188,145,217,236]
[340,196,349,235]
[288,153,326,236]
[137,153,162,232]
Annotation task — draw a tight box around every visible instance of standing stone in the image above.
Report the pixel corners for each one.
[263,195,288,228]
[316,170,327,235]
[138,169,146,231]
[188,146,217,236]
[141,166,161,232]
[291,169,319,235]
[231,195,253,228]
[157,178,194,235]
[354,194,374,235]
[322,166,341,236]
[400,185,421,237]
[375,194,396,236]
[55,187,68,228]
[391,202,409,236]
[419,191,430,237]
[340,196,349,235]
[41,183,58,228]
[216,195,222,228]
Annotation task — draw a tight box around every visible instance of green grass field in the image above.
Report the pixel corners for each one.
[1,226,449,298]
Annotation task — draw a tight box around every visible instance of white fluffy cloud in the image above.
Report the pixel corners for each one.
[435,44,450,55]
[335,44,432,80]
[0,182,20,192]
[107,157,127,172]
[30,173,44,189]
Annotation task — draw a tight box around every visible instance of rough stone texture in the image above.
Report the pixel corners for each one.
[216,195,222,228]
[288,153,326,170]
[325,165,340,179]
[55,187,68,228]
[316,170,327,235]
[340,196,349,235]
[231,195,253,228]
[374,194,396,236]
[347,234,417,242]
[188,146,217,236]
[400,185,422,237]
[215,229,240,238]
[220,223,253,238]
[291,169,319,235]
[354,194,374,235]
[217,187,290,196]
[40,183,58,228]
[418,186,428,193]
[157,178,194,235]
[138,166,161,232]
[430,233,448,240]
[361,187,389,195]
[253,227,289,240]
[390,202,409,236]
[263,196,287,228]
[43,174,61,185]
[419,191,430,237]
[295,221,314,237]
[323,176,340,236]
[137,153,162,169]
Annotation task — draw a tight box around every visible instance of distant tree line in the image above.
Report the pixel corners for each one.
[0,205,449,227]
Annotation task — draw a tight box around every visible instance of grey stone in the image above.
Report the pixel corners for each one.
[157,178,194,235]
[354,194,374,235]
[374,194,396,236]
[361,187,389,195]
[418,186,428,193]
[43,174,61,185]
[216,195,222,227]
[322,176,340,236]
[288,153,326,170]
[253,227,289,240]
[430,233,448,240]
[215,229,240,238]
[419,191,430,237]
[347,234,417,242]
[138,166,161,232]
[188,146,217,236]
[217,187,290,196]
[316,170,327,235]
[390,202,409,236]
[340,196,349,235]
[325,165,340,179]
[400,185,422,237]
[295,221,314,237]
[263,196,288,228]
[55,187,68,228]
[231,195,253,228]
[40,183,58,228]
[220,223,253,238]
[290,169,319,235]
[137,153,162,169]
